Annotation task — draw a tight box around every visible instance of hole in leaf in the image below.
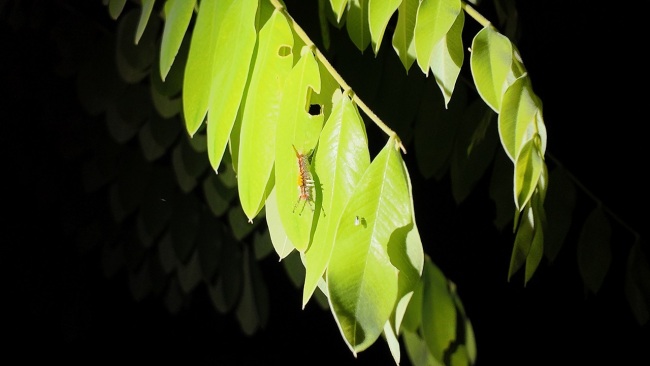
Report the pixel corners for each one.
[278,45,292,57]
[308,104,321,116]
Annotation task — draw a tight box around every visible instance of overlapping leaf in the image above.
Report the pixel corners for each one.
[327,137,411,354]
[274,48,323,252]
[368,0,400,55]
[414,0,461,75]
[182,0,233,135]
[302,91,370,307]
[206,0,259,172]
[391,0,417,72]
[238,9,295,221]
[159,0,195,81]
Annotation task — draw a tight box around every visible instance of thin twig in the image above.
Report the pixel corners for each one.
[270,0,406,154]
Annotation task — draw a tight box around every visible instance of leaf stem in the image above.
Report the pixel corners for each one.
[270,0,407,154]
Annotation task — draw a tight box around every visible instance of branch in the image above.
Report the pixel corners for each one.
[270,0,407,154]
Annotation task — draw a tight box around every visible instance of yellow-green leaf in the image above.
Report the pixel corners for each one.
[238,10,294,221]
[514,136,543,211]
[327,137,410,354]
[302,91,370,308]
[159,0,196,81]
[265,188,296,260]
[368,0,400,55]
[498,74,544,163]
[135,0,156,45]
[346,0,371,52]
[206,0,259,172]
[330,0,349,23]
[274,48,323,252]
[392,0,417,72]
[429,10,464,107]
[414,0,461,74]
[421,259,455,363]
[470,26,514,113]
[182,0,233,136]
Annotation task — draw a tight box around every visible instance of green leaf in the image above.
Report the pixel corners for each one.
[368,0,400,55]
[392,0,417,72]
[238,10,294,221]
[513,136,543,211]
[421,258,456,363]
[182,0,233,136]
[469,26,513,112]
[159,0,195,81]
[577,206,612,294]
[414,0,461,74]
[327,137,410,355]
[265,188,296,259]
[274,48,323,252]
[135,0,156,45]
[346,0,371,52]
[508,203,533,281]
[403,329,442,366]
[330,0,349,22]
[303,91,370,308]
[384,320,401,365]
[206,0,259,172]
[498,74,545,163]
[108,0,127,20]
[429,10,464,108]
[524,187,547,285]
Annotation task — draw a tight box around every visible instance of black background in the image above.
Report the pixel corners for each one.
[2,0,647,365]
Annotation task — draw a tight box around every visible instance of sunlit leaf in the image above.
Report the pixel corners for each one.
[392,0,417,72]
[470,26,513,113]
[346,0,371,52]
[429,10,464,107]
[303,92,369,307]
[327,137,410,354]
[368,0,400,55]
[513,136,543,211]
[182,0,233,135]
[499,74,544,163]
[414,0,460,74]
[159,0,195,81]
[421,258,456,363]
[274,48,323,252]
[206,0,259,172]
[238,9,294,220]
[330,0,349,22]
[135,0,156,45]
[265,188,296,259]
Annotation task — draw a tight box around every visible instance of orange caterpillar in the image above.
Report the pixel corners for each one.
[292,144,315,214]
